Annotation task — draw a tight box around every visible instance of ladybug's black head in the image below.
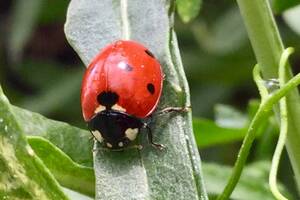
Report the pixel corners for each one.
[88,110,143,149]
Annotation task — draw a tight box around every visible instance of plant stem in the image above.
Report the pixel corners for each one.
[268,48,294,200]
[237,0,300,192]
[217,66,300,200]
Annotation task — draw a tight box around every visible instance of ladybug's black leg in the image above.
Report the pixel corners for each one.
[144,124,165,150]
[92,144,143,152]
[155,106,191,116]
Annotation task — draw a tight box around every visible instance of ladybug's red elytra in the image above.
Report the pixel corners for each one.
[81,40,164,150]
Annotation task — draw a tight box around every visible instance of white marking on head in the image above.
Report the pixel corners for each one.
[106,143,113,148]
[111,104,126,112]
[125,128,138,141]
[92,130,103,142]
[118,142,124,147]
[94,105,105,113]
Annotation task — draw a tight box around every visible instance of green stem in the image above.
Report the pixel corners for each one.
[237,0,282,77]
[217,68,300,200]
[252,64,268,102]
[237,0,300,193]
[269,48,294,200]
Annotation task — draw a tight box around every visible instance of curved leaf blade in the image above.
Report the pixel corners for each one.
[193,118,247,148]
[12,105,93,167]
[203,162,293,199]
[283,5,300,36]
[11,104,94,196]
[27,136,95,197]
[0,86,68,200]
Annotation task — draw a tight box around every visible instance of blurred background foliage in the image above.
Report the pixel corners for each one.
[1,0,300,198]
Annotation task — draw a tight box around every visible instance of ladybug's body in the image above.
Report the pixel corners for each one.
[81,40,163,149]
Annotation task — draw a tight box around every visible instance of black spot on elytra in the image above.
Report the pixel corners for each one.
[97,91,119,108]
[124,63,133,71]
[145,49,155,58]
[147,83,155,94]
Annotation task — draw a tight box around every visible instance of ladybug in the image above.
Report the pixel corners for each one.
[81,40,164,150]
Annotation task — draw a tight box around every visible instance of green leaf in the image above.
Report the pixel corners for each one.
[7,0,42,64]
[12,102,94,196]
[65,0,208,199]
[283,5,300,36]
[27,136,95,197]
[193,102,277,148]
[191,6,248,55]
[176,0,202,23]
[272,0,300,14]
[214,104,248,129]
[12,106,93,167]
[11,103,94,196]
[203,161,292,199]
[237,0,300,192]
[193,118,247,148]
[0,86,68,199]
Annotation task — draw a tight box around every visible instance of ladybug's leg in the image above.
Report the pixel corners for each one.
[144,124,165,150]
[155,106,191,116]
[127,145,143,150]
[92,144,143,152]
[109,145,143,151]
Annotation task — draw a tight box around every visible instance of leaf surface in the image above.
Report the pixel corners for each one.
[0,86,68,200]
[203,162,293,199]
[65,0,208,199]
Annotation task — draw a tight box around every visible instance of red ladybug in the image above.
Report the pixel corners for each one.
[81,40,164,150]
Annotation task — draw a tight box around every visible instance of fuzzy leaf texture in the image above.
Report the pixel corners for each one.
[65,0,208,200]
[0,86,68,200]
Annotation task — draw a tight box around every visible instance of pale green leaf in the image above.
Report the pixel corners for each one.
[203,161,292,199]
[214,104,248,129]
[0,86,68,200]
[65,0,208,199]
[12,106,93,167]
[283,5,300,36]
[27,136,95,197]
[193,118,247,148]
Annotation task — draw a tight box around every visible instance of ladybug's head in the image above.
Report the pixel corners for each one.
[88,109,144,149]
